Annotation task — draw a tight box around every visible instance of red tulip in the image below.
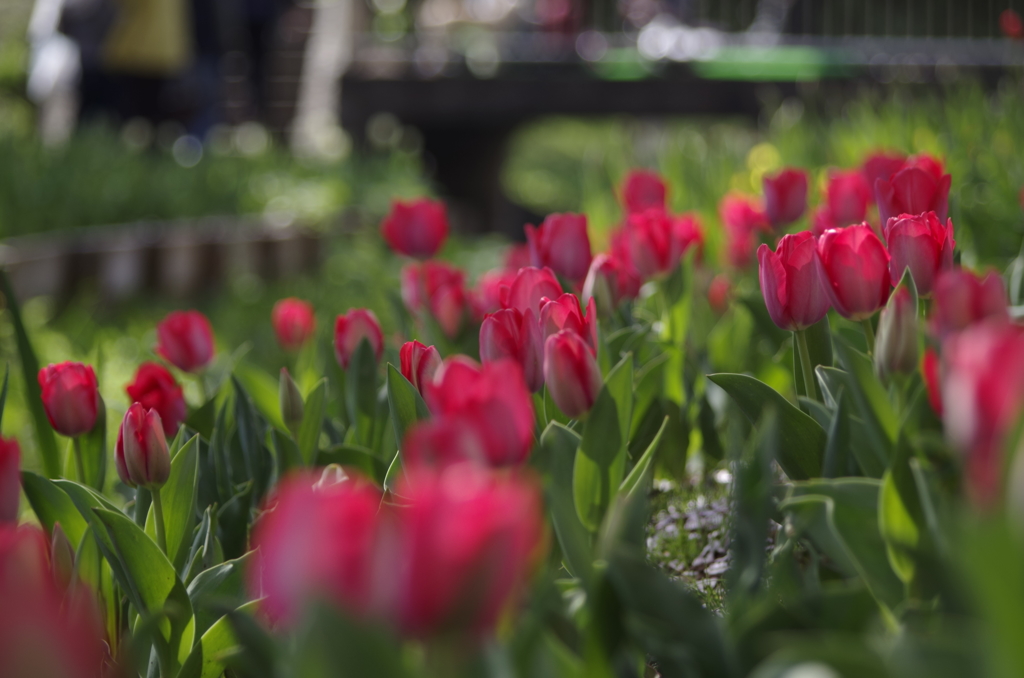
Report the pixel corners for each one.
[621,169,667,214]
[539,293,598,354]
[156,310,215,372]
[334,309,384,369]
[581,253,641,314]
[763,168,808,228]
[875,165,951,228]
[931,268,1008,336]
[38,362,100,437]
[271,298,316,351]
[921,348,942,416]
[757,231,831,331]
[381,198,449,259]
[1002,9,1024,39]
[473,269,517,316]
[115,403,170,490]
[708,275,731,314]
[861,151,906,191]
[479,308,544,393]
[815,224,892,320]
[525,213,592,282]
[620,209,702,280]
[720,194,769,268]
[505,243,531,271]
[400,341,442,396]
[825,169,872,226]
[402,262,471,338]
[125,362,187,437]
[402,416,490,469]
[811,205,837,236]
[0,437,19,523]
[544,330,603,419]
[883,211,955,295]
[904,153,946,182]
[426,357,535,465]
[501,266,564,317]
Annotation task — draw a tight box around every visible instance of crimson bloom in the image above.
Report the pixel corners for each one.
[1002,9,1024,39]
[479,308,544,393]
[425,357,535,466]
[400,341,442,396]
[875,163,951,228]
[708,275,731,315]
[861,151,906,191]
[883,211,955,295]
[621,169,667,214]
[125,362,187,437]
[402,261,472,338]
[539,293,598,353]
[930,268,1008,336]
[271,298,316,351]
[501,266,564,317]
[922,348,942,416]
[156,310,215,372]
[334,309,384,369]
[38,362,100,437]
[473,268,518,316]
[0,437,19,523]
[815,224,892,320]
[381,198,449,259]
[115,403,170,490]
[620,209,702,280]
[720,194,769,268]
[825,169,872,226]
[402,416,492,469]
[581,252,641,314]
[525,213,592,282]
[763,168,808,228]
[544,330,603,419]
[756,231,831,331]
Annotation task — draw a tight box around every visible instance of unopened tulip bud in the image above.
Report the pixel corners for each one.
[543,330,603,419]
[334,309,384,369]
[115,403,170,490]
[875,286,919,379]
[279,368,305,434]
[50,522,75,591]
[38,362,100,437]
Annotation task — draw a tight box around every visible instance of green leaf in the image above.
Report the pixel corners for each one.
[20,471,89,548]
[822,390,854,478]
[539,423,592,583]
[63,395,107,490]
[232,377,272,507]
[233,363,287,433]
[604,354,633,450]
[294,604,408,678]
[178,599,262,678]
[575,387,625,531]
[817,366,890,477]
[579,387,622,469]
[707,373,824,480]
[187,553,252,637]
[833,337,898,447]
[793,315,833,399]
[1,269,60,477]
[146,435,199,573]
[728,409,778,602]
[879,435,926,584]
[346,339,380,446]
[383,450,402,495]
[385,363,429,449]
[619,416,668,499]
[297,379,327,466]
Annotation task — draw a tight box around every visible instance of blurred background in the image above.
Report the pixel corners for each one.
[0,0,1023,473]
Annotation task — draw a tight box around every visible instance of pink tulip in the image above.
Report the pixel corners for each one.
[621,169,667,214]
[539,293,598,354]
[425,357,535,465]
[504,243,531,271]
[502,266,564,317]
[156,310,215,372]
[334,309,384,369]
[1002,8,1024,39]
[381,198,449,259]
[115,403,170,490]
[708,275,731,315]
[921,348,942,416]
[883,211,955,294]
[402,261,471,338]
[544,330,603,419]
[479,308,544,393]
[271,298,317,351]
[402,416,490,469]
[931,268,1008,336]
[825,169,872,226]
[763,168,808,228]
[400,341,442,396]
[756,231,831,331]
[720,194,769,268]
[38,362,100,437]
[0,437,19,523]
[125,362,187,438]
[815,224,892,320]
[811,205,837,236]
[525,213,592,282]
[581,253,641,314]
[621,209,702,280]
[875,164,951,228]
[473,268,518,316]
[860,151,906,191]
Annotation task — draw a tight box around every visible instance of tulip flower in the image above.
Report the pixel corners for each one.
[381,198,449,259]
[757,231,830,331]
[930,268,1008,336]
[525,212,593,282]
[271,297,316,351]
[334,309,384,369]
[620,209,703,280]
[874,285,919,379]
[539,293,598,354]
[720,194,769,268]
[815,224,891,322]
[921,348,942,416]
[425,357,535,465]
[882,211,955,295]
[875,164,951,227]
[156,310,215,372]
[400,341,442,396]
[505,243,531,270]
[1002,8,1024,39]
[125,362,187,437]
[479,308,544,392]
[402,261,472,338]
[502,266,564,317]
[860,151,906,192]
[810,205,837,236]
[825,169,872,226]
[544,330,603,419]
[0,437,19,523]
[115,403,170,491]
[708,275,731,315]
[38,362,100,437]
[402,416,490,469]
[621,169,667,214]
[473,268,518,315]
[279,367,304,433]
[763,168,808,228]
[581,252,641,315]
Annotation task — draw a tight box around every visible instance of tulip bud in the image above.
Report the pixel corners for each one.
[875,164,951,228]
[333,309,384,369]
[825,169,872,225]
[931,268,1008,336]
[757,231,831,331]
[271,297,317,352]
[763,167,808,228]
[874,285,919,379]
[126,362,187,437]
[502,266,563,317]
[401,262,471,339]
[156,310,215,372]
[0,436,20,523]
[883,211,955,295]
[381,198,449,259]
[115,403,170,490]
[479,309,544,393]
[279,368,305,434]
[38,362,100,437]
[525,213,593,282]
[400,341,442,396]
[544,330,603,419]
[621,169,667,214]
[50,522,75,591]
[708,275,731,315]
[815,224,892,321]
[582,253,640,316]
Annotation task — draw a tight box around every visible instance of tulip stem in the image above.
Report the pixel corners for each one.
[795,330,818,401]
[151,488,168,554]
[861,319,876,355]
[72,437,87,485]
